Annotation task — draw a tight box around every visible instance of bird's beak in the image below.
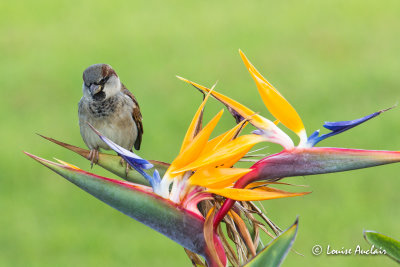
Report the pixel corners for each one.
[89,84,102,96]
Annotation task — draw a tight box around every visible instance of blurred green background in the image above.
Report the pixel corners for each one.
[1,0,399,266]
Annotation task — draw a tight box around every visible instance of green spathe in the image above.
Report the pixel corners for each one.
[250,147,400,182]
[25,152,207,259]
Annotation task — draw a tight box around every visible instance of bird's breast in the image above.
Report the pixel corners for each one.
[79,95,137,151]
[88,96,119,118]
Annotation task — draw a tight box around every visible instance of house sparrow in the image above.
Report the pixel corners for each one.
[78,64,143,167]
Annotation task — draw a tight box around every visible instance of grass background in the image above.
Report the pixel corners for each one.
[1,0,399,266]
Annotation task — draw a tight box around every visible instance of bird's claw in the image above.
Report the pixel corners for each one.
[88,149,99,168]
[119,157,131,177]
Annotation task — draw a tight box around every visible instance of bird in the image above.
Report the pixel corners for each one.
[78,64,143,169]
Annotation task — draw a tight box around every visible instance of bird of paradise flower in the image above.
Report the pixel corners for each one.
[26,50,400,267]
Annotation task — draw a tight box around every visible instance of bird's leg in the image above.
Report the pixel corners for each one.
[119,157,132,177]
[119,157,124,166]
[88,148,99,168]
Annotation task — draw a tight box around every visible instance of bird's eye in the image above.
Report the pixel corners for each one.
[100,77,109,84]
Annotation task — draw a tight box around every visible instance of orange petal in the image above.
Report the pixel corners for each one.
[177,76,294,149]
[166,110,224,177]
[200,134,226,157]
[189,168,252,188]
[172,134,264,174]
[214,120,248,150]
[180,88,213,153]
[201,119,248,157]
[207,187,310,201]
[219,149,249,169]
[239,50,307,144]
[177,76,275,130]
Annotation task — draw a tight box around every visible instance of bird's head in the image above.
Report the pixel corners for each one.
[82,64,121,101]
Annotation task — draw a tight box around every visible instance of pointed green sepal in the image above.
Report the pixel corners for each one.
[38,135,169,185]
[364,230,400,263]
[25,152,208,258]
[244,218,298,267]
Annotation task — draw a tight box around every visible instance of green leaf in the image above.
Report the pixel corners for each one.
[25,152,207,258]
[38,134,169,185]
[244,218,298,267]
[364,230,400,263]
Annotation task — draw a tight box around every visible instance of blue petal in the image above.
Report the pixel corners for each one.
[87,124,160,189]
[308,130,320,141]
[91,128,153,170]
[323,112,380,131]
[307,107,393,147]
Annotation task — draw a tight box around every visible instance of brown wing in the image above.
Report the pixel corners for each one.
[122,84,143,150]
